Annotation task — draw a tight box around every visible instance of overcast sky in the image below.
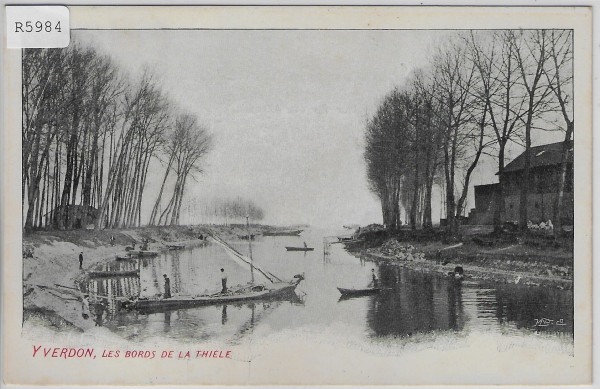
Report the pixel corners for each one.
[75,30,566,228]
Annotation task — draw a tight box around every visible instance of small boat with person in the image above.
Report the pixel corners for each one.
[125,230,305,312]
[127,277,303,311]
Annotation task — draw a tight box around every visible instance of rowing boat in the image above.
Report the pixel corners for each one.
[126,279,302,311]
[337,287,382,297]
[167,244,185,250]
[285,246,314,251]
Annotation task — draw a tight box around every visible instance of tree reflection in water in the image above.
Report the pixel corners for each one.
[366,265,573,338]
[366,265,465,337]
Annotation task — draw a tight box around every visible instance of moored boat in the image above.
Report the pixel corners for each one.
[89,269,139,278]
[126,231,305,312]
[337,287,381,297]
[138,250,159,257]
[263,229,303,236]
[285,246,314,251]
[167,244,185,250]
[126,278,302,311]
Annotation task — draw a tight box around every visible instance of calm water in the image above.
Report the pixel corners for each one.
[87,228,573,347]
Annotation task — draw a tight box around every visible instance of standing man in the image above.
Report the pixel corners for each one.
[163,274,171,299]
[79,252,84,269]
[94,301,105,327]
[371,268,378,288]
[220,268,228,294]
[81,294,90,319]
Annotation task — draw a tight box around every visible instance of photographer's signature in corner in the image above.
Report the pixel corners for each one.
[533,318,567,327]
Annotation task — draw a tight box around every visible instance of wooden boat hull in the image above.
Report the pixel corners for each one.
[337,287,381,297]
[89,269,139,278]
[138,250,159,257]
[285,247,314,251]
[263,230,303,236]
[127,281,300,311]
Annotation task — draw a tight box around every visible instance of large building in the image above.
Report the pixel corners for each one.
[469,141,573,225]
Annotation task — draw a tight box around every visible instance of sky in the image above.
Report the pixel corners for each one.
[75,29,566,228]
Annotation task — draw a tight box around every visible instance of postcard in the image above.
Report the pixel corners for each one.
[2,5,592,386]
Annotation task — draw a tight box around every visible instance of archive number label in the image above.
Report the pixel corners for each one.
[6,6,70,48]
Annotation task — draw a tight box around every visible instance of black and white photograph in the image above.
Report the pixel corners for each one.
[2,5,593,386]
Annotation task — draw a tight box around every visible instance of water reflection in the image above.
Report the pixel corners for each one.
[366,266,465,337]
[86,229,573,346]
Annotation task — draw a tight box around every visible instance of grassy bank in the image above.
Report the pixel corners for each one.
[343,225,573,290]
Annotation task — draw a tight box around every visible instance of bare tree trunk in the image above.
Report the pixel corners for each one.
[518,112,533,231]
[493,142,506,232]
[149,153,174,225]
[456,111,487,219]
[553,123,573,237]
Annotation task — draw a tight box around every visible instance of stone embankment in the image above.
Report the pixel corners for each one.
[347,239,573,290]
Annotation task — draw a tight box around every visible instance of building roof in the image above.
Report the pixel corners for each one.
[501,140,573,174]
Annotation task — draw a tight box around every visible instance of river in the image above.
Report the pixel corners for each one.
[87,228,573,352]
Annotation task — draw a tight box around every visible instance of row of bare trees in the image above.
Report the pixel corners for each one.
[22,43,212,232]
[202,197,265,226]
[174,197,265,226]
[365,29,573,237]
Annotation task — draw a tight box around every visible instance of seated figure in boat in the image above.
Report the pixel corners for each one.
[447,266,464,280]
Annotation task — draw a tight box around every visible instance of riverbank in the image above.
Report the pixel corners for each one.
[343,228,573,290]
[21,224,285,332]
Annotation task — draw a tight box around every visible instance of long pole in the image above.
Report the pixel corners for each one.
[246,215,254,284]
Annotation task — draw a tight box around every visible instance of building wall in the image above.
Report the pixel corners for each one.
[503,165,573,196]
[474,184,499,211]
[503,192,574,224]
[471,162,574,225]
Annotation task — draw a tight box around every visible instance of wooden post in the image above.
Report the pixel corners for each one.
[246,215,254,284]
